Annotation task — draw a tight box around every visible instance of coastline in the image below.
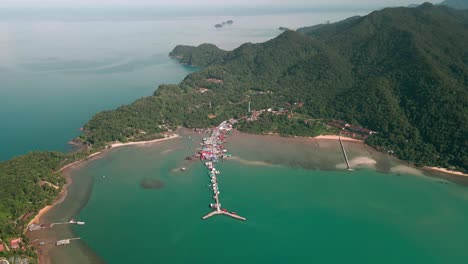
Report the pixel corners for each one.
[28,134,180,264]
[315,135,468,177]
[28,131,467,264]
[425,166,468,177]
[313,135,363,142]
[109,134,180,149]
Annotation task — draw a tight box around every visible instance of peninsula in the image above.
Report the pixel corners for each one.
[1,3,467,262]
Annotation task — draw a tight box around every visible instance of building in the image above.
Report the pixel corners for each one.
[10,238,21,250]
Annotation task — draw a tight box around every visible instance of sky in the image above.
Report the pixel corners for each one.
[0,0,439,7]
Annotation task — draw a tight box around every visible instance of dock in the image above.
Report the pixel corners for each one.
[199,121,246,221]
[339,136,353,171]
[202,210,246,221]
[56,237,80,246]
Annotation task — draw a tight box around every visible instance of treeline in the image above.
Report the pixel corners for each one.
[0,147,104,243]
[83,4,467,171]
[237,113,331,137]
[169,43,227,67]
[0,152,65,241]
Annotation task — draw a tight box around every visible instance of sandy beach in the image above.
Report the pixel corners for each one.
[313,135,363,142]
[109,134,179,149]
[27,134,180,264]
[32,134,180,223]
[426,166,468,177]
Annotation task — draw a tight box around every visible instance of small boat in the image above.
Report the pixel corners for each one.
[69,218,76,224]
[180,167,186,171]
[76,221,85,225]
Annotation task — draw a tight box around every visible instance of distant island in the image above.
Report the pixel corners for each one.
[1,4,467,262]
[214,20,234,28]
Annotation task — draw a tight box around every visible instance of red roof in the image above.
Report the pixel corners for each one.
[10,238,21,249]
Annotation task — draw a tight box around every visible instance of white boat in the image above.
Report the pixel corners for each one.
[76,221,85,225]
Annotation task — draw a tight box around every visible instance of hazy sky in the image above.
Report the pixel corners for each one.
[0,0,439,7]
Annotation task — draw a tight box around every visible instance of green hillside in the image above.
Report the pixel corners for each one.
[169,43,227,67]
[83,4,468,172]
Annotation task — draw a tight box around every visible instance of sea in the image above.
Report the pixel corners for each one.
[4,6,468,264]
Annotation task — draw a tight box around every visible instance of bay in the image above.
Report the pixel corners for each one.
[61,130,468,264]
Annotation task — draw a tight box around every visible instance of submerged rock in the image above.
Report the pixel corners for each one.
[140,179,165,189]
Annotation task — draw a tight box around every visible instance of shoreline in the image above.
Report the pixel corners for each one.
[28,134,180,264]
[109,134,180,149]
[313,135,363,142]
[425,166,468,177]
[28,131,466,263]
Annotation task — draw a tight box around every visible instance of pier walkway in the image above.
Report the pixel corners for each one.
[202,210,247,221]
[199,121,246,221]
[339,136,353,171]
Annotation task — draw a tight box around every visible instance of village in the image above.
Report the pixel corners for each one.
[190,120,247,221]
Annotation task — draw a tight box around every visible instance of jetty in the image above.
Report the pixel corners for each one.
[56,237,80,246]
[199,121,246,221]
[28,219,85,231]
[339,136,353,171]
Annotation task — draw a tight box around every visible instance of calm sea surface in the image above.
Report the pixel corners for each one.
[6,6,468,264]
[44,131,468,264]
[0,7,366,160]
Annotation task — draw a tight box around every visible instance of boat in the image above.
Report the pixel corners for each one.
[221,208,228,212]
[69,218,76,224]
[76,221,85,225]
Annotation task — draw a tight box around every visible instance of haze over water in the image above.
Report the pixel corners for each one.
[0,6,367,160]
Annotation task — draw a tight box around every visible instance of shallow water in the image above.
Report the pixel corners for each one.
[40,130,468,264]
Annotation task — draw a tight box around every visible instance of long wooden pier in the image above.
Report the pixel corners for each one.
[200,122,246,221]
[339,136,353,171]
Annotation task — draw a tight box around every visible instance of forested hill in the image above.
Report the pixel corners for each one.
[169,43,227,67]
[295,3,468,170]
[440,0,468,9]
[83,4,467,172]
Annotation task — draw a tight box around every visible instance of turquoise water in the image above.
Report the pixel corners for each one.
[68,134,468,264]
[0,7,369,160]
[7,6,468,264]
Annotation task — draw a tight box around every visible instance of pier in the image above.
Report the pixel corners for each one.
[28,219,85,232]
[339,136,353,171]
[199,121,246,221]
[56,237,80,246]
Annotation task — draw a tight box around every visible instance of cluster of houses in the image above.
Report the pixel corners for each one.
[246,107,288,121]
[328,119,376,139]
[0,238,23,253]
